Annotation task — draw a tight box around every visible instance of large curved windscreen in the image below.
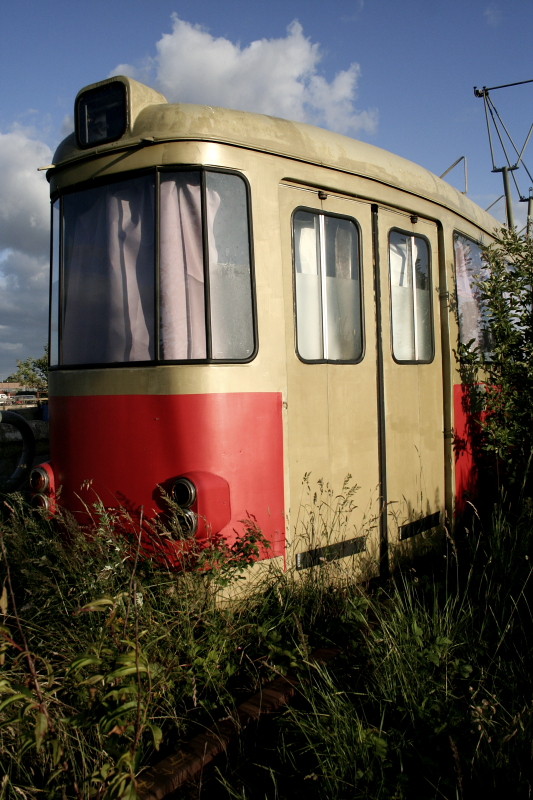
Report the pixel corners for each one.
[50,170,254,366]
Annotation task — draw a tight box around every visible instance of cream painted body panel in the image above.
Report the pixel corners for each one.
[48,82,501,574]
[376,209,445,547]
[51,82,498,237]
[279,185,381,566]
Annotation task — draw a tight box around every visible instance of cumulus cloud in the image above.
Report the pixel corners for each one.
[0,130,51,378]
[0,17,376,379]
[114,17,377,136]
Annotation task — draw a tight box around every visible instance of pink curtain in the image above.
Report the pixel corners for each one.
[62,176,155,364]
[159,174,215,359]
[59,170,252,365]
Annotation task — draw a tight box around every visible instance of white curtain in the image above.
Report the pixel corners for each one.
[390,232,432,362]
[454,234,488,350]
[294,214,323,360]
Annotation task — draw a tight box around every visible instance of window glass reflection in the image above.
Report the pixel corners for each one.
[294,209,362,362]
[56,170,254,366]
[389,230,433,362]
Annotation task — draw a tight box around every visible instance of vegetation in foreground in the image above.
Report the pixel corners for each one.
[1,231,532,798]
[0,489,531,800]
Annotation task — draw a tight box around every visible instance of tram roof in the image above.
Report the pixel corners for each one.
[51,76,498,233]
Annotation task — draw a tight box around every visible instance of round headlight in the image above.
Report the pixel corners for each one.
[31,494,51,511]
[172,477,197,508]
[30,466,50,493]
[176,508,198,537]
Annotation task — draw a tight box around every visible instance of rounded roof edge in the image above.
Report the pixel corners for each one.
[51,88,499,233]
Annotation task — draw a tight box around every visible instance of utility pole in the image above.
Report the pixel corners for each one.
[474,79,533,231]
[500,165,516,229]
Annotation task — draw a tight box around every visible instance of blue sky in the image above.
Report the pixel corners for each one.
[1,0,532,379]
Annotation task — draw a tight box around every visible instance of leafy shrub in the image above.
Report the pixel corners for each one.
[0,497,273,798]
[1,471,531,798]
[462,228,533,495]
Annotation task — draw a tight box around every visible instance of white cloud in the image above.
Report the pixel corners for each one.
[0,130,51,378]
[484,3,502,27]
[0,17,377,379]
[0,130,51,256]
[114,16,377,136]
[341,0,365,23]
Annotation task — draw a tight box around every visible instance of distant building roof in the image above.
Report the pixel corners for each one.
[0,383,22,392]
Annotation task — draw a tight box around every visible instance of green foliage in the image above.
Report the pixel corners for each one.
[0,483,531,799]
[0,498,273,798]
[219,513,532,800]
[463,229,533,492]
[3,346,48,390]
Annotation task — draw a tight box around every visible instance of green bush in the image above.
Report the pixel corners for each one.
[214,507,532,800]
[1,483,531,797]
[0,498,274,798]
[463,228,533,494]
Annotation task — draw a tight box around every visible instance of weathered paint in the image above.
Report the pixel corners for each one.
[49,392,285,558]
[41,75,502,576]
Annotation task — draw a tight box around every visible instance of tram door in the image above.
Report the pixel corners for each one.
[280,185,382,564]
[280,186,445,570]
[376,207,445,548]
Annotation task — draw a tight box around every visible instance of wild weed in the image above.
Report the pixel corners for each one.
[1,479,531,799]
[0,495,272,798]
[207,497,532,800]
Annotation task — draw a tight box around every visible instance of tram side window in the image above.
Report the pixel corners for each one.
[453,233,491,353]
[293,209,363,362]
[389,230,433,363]
[50,200,60,366]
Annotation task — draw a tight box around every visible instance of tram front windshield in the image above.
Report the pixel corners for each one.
[50,170,254,366]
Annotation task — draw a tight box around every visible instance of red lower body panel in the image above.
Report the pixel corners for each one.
[454,383,483,514]
[48,392,285,558]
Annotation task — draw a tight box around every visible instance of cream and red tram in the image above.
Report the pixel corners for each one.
[32,75,496,572]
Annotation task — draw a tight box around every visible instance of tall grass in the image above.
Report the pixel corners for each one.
[0,496,279,798]
[1,488,531,799]
[204,500,533,800]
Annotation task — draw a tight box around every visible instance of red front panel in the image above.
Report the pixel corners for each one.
[49,392,285,558]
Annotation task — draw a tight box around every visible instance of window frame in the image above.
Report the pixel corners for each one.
[292,205,365,365]
[75,81,128,149]
[49,166,257,369]
[388,226,434,365]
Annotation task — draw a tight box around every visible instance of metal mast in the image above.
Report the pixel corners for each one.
[474,79,533,230]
